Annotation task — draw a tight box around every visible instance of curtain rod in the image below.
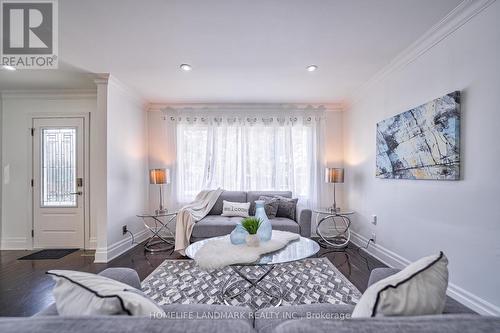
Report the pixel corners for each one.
[148,103,343,112]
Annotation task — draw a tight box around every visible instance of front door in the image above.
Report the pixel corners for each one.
[33,117,85,248]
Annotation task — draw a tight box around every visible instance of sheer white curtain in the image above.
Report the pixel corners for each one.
[168,106,326,207]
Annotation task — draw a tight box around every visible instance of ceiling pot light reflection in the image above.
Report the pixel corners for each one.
[306,65,318,72]
[180,64,192,71]
[2,65,16,71]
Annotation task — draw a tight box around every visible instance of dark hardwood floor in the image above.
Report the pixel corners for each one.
[0,239,385,317]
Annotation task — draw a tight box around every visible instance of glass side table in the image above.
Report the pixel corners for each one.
[313,208,354,249]
[137,211,177,253]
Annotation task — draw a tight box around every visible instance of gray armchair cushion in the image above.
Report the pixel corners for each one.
[367,267,401,287]
[255,304,354,333]
[161,304,254,326]
[272,314,498,333]
[99,267,141,290]
[1,316,256,333]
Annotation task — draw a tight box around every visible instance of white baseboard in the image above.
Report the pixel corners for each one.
[0,237,29,250]
[447,282,500,317]
[350,231,410,268]
[350,230,500,316]
[94,228,150,263]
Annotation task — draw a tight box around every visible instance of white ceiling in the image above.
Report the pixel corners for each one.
[1,0,463,103]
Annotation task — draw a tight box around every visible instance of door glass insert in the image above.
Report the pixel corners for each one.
[41,128,77,207]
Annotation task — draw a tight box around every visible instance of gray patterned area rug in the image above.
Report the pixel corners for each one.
[142,258,362,310]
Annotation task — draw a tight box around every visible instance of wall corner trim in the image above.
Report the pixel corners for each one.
[348,0,497,104]
[350,231,500,316]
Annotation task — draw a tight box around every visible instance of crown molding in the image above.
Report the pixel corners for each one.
[147,102,344,113]
[347,0,497,105]
[94,73,148,109]
[0,89,97,100]
[94,73,110,85]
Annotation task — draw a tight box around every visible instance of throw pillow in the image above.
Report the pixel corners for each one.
[221,200,250,218]
[47,270,164,316]
[257,196,280,219]
[352,252,448,318]
[274,196,299,220]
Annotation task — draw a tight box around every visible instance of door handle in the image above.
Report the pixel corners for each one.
[69,191,83,195]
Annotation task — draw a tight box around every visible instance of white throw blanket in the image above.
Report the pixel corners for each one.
[175,188,224,255]
[195,230,300,270]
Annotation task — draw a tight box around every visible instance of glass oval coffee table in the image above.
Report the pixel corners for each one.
[185,235,320,307]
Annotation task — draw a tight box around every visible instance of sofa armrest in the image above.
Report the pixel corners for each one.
[98,267,141,290]
[296,206,312,238]
[367,267,401,287]
[256,304,354,333]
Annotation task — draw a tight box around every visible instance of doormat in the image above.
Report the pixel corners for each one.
[18,249,79,260]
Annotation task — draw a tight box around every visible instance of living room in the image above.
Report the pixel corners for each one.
[0,0,499,332]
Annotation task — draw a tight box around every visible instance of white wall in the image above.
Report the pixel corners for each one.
[0,94,2,244]
[0,91,98,249]
[344,1,500,315]
[94,77,149,262]
[148,110,177,213]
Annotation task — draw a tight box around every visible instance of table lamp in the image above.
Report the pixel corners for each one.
[325,167,344,212]
[150,168,170,215]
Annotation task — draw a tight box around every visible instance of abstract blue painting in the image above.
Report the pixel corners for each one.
[376,91,460,180]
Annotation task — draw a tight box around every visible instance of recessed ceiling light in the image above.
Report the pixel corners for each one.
[2,65,16,71]
[180,64,192,71]
[306,65,318,72]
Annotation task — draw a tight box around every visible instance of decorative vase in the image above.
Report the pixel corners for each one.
[255,200,272,242]
[246,234,260,247]
[230,223,249,245]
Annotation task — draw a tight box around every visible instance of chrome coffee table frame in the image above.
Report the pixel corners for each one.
[220,264,284,307]
[185,234,319,308]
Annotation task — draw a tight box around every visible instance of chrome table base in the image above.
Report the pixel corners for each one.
[137,213,177,253]
[220,265,283,307]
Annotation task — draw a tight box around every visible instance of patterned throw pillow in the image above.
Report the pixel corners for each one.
[47,270,164,316]
[257,196,280,219]
[274,196,298,220]
[352,252,448,317]
[221,201,250,218]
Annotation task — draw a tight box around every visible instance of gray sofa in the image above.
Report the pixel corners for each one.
[191,190,312,242]
[2,267,498,333]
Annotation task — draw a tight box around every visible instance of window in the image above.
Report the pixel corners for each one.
[176,120,316,203]
[41,128,77,207]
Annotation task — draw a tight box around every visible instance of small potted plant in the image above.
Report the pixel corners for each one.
[241,217,262,247]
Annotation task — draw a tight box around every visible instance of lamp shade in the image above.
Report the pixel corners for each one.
[325,168,344,183]
[149,168,170,185]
